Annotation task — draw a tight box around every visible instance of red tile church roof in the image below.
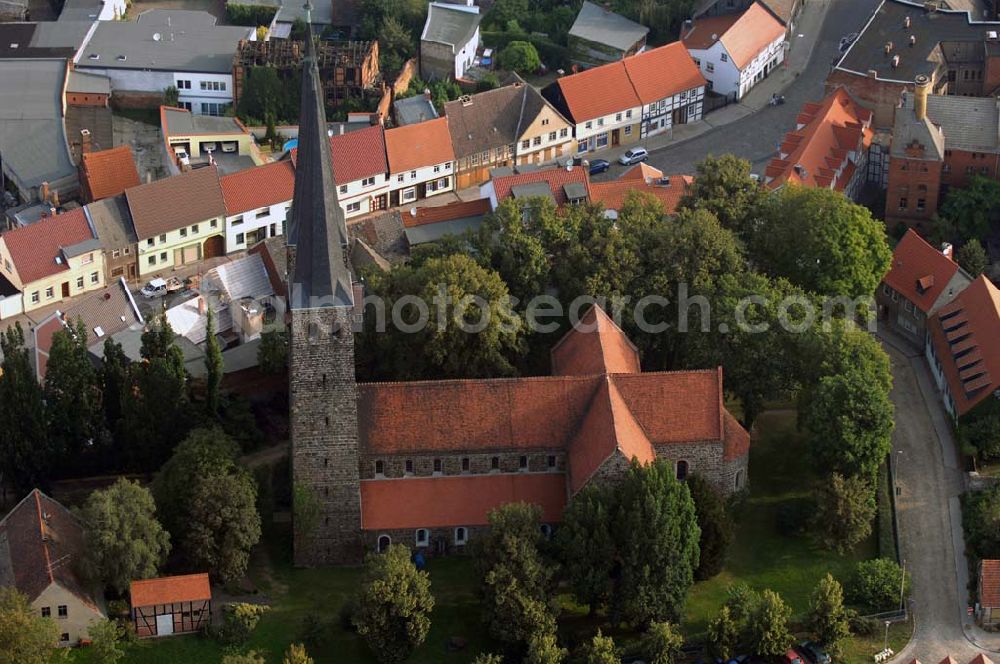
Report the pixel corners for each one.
[550,304,641,376]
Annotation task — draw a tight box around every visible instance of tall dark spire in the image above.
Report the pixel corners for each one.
[287,3,353,310]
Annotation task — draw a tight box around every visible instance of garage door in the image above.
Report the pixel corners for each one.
[181,244,200,265]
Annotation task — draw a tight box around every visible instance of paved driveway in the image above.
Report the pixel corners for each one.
[883,339,990,661]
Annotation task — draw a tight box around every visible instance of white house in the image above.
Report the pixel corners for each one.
[324,124,390,219]
[419,3,482,81]
[74,10,254,115]
[384,117,456,207]
[681,1,785,101]
[622,41,706,139]
[220,160,295,253]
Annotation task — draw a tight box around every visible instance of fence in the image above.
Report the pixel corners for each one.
[702,91,735,114]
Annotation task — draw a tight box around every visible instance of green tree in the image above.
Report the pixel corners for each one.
[809,574,850,655]
[164,85,179,107]
[472,654,504,664]
[353,544,434,663]
[614,460,700,627]
[747,589,792,657]
[185,469,262,584]
[237,66,286,124]
[205,307,223,418]
[258,329,288,374]
[525,630,567,664]
[78,478,171,594]
[378,16,414,73]
[938,175,1000,242]
[476,197,553,302]
[687,474,733,580]
[45,319,101,472]
[0,323,50,493]
[813,473,876,553]
[476,72,501,92]
[100,338,130,442]
[221,603,269,645]
[359,254,524,380]
[679,154,769,245]
[498,41,541,73]
[582,629,618,664]
[555,483,615,614]
[708,605,739,661]
[0,587,60,664]
[223,652,266,664]
[723,582,757,626]
[642,621,684,664]
[957,238,989,276]
[756,186,892,298]
[283,643,314,664]
[962,411,1000,459]
[88,618,128,664]
[847,559,909,613]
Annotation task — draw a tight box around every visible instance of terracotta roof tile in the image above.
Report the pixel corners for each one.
[220,160,295,216]
[384,117,455,174]
[929,275,1000,416]
[490,166,590,206]
[883,229,962,314]
[0,208,95,284]
[360,474,567,529]
[622,41,705,104]
[723,410,750,460]
[551,304,641,376]
[552,61,641,123]
[130,573,211,607]
[80,145,141,202]
[330,124,387,183]
[589,175,692,214]
[683,2,786,69]
[125,166,226,240]
[611,368,724,443]
[405,198,491,227]
[982,560,1000,607]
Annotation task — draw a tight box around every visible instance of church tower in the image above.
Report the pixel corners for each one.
[287,3,362,566]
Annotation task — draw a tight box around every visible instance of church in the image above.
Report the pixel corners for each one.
[285,7,751,566]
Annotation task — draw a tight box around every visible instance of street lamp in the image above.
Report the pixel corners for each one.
[899,558,906,613]
[883,620,891,652]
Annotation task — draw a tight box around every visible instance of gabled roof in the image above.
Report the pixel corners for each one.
[0,489,101,613]
[682,2,786,69]
[86,195,136,252]
[551,303,641,376]
[220,160,295,217]
[291,124,387,185]
[589,172,693,214]
[622,41,705,104]
[490,165,591,207]
[568,1,648,52]
[548,61,641,123]
[0,207,95,285]
[384,117,455,174]
[929,275,1000,416]
[360,474,567,529]
[421,2,481,49]
[981,559,1000,607]
[444,81,546,157]
[80,146,141,202]
[766,88,873,191]
[883,229,968,314]
[405,198,491,227]
[130,573,211,607]
[125,166,226,240]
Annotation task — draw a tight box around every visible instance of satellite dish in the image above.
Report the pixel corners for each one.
[153,32,162,41]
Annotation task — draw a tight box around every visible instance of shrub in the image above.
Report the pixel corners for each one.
[219,603,270,646]
[847,559,909,613]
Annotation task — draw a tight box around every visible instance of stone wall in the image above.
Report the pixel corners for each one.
[358,450,567,479]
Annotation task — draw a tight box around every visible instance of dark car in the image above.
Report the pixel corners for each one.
[797,642,832,664]
[589,159,611,175]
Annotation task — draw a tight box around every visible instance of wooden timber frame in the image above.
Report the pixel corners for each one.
[132,598,212,637]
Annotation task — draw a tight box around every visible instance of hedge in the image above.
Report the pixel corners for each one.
[876,460,898,561]
[226,3,278,26]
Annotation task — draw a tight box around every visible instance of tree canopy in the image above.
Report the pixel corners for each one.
[0,588,60,664]
[497,41,541,73]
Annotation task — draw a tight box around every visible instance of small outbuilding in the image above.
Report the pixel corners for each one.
[979,560,1000,627]
[130,573,212,638]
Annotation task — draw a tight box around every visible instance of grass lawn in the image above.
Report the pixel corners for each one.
[69,410,904,663]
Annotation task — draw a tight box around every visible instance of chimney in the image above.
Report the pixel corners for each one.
[50,191,60,207]
[909,34,917,47]
[80,128,92,154]
[914,74,930,120]
[868,69,879,78]
[891,54,901,68]
[885,41,894,54]
[904,15,911,28]
[39,181,49,204]
[942,242,954,259]
[198,297,206,314]
[423,88,431,101]
[146,169,152,184]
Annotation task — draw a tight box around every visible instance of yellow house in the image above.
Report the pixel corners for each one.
[125,166,228,278]
[160,106,260,170]
[0,208,107,314]
[0,490,106,646]
[514,85,577,166]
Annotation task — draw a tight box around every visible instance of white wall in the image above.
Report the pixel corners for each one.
[226,201,289,253]
[174,73,235,114]
[72,67,235,115]
[0,293,23,320]
[688,41,741,98]
[338,174,390,219]
[735,34,784,99]
[574,106,641,153]
[454,27,480,79]
[640,86,705,138]
[137,216,225,276]
[388,161,455,202]
[74,66,173,95]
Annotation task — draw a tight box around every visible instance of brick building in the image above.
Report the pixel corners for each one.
[885,75,1000,229]
[287,17,750,566]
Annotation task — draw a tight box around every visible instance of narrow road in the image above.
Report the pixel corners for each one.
[884,340,988,661]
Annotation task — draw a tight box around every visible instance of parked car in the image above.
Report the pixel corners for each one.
[173,146,189,166]
[140,277,184,298]
[618,147,648,165]
[201,142,218,153]
[782,649,804,664]
[589,159,611,175]
[221,141,238,153]
[797,642,831,664]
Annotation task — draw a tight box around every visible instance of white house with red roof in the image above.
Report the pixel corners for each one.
[384,117,456,207]
[622,42,706,139]
[330,124,389,219]
[681,1,786,100]
[220,160,295,252]
[0,208,106,316]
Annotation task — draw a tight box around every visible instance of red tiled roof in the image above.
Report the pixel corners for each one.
[551,303,641,376]
[765,88,873,191]
[883,229,962,314]
[723,410,750,461]
[554,61,641,123]
[490,166,590,206]
[683,2,786,69]
[130,573,211,608]
[360,473,567,529]
[125,166,226,241]
[589,175,693,215]
[384,117,455,174]
[929,275,1000,416]
[612,368,724,443]
[405,198,491,227]
[621,162,665,181]
[622,41,705,104]
[220,160,295,216]
[291,125,388,184]
[982,560,1000,607]
[80,146,141,202]
[969,656,995,664]
[0,208,94,285]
